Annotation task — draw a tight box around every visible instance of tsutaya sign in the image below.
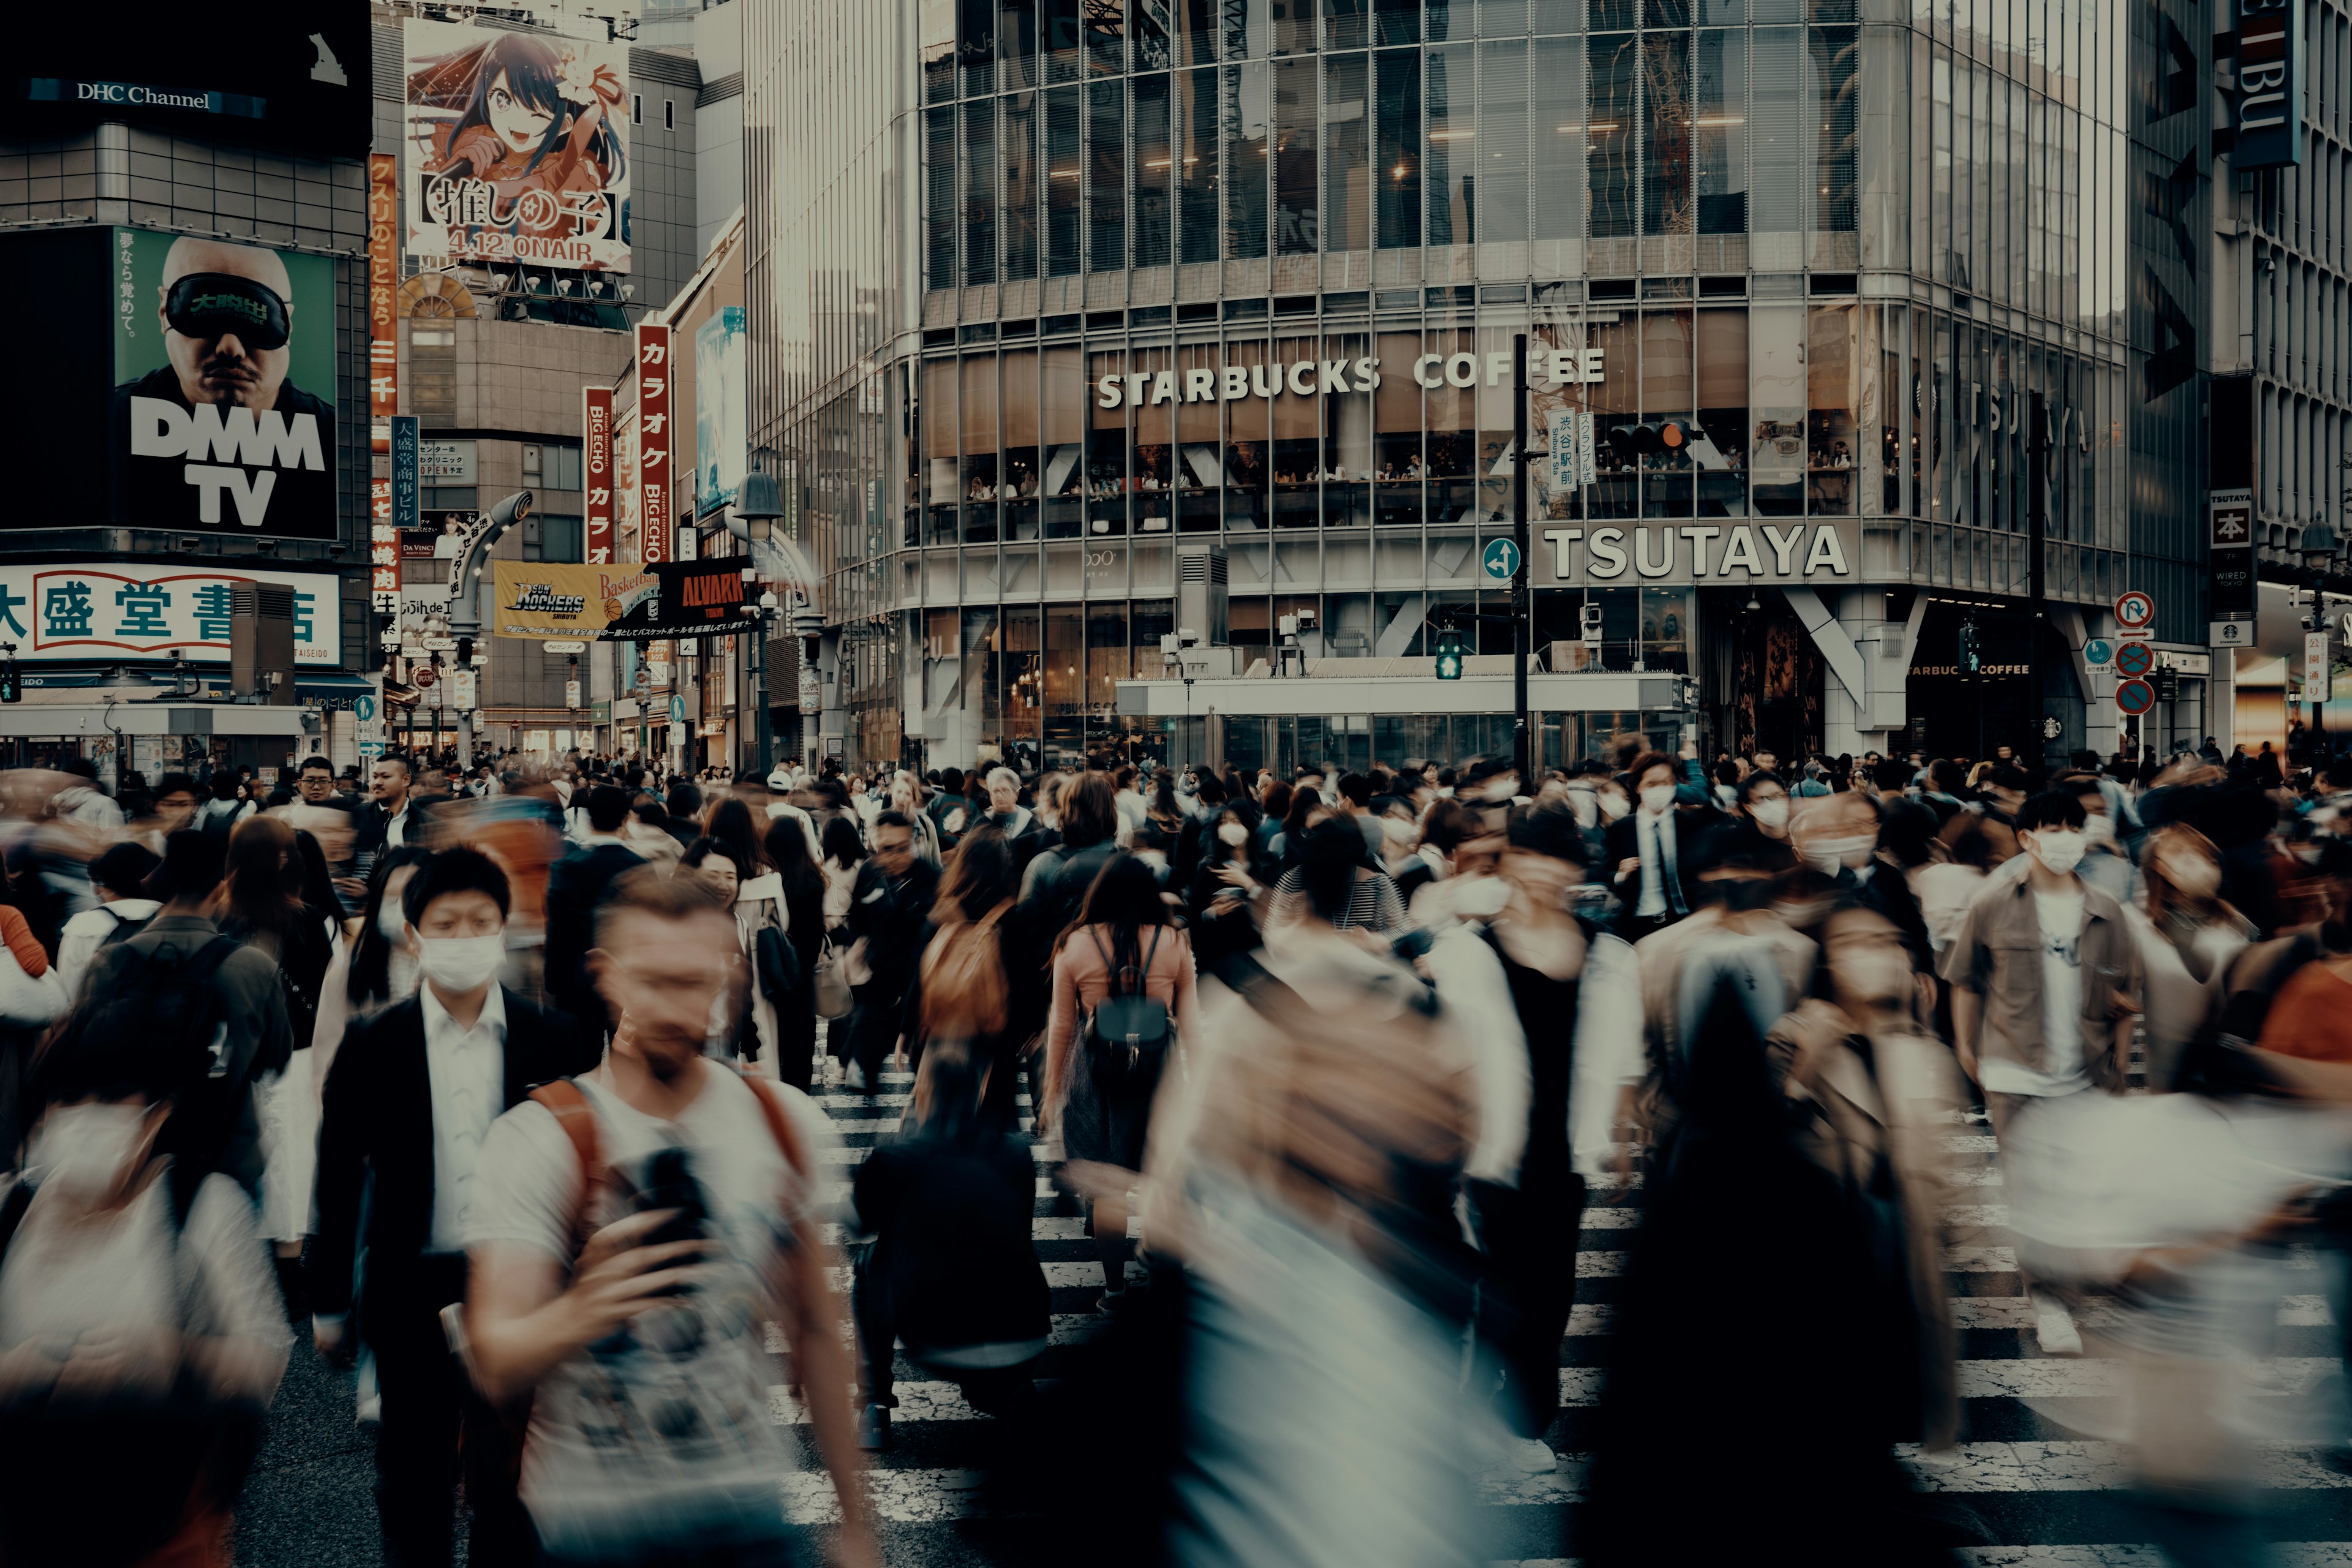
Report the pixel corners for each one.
[1095,347,1607,408]
[1535,519,1861,588]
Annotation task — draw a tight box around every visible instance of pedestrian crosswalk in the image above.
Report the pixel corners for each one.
[778,1061,2352,1560]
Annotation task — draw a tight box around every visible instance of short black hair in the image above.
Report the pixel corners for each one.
[402,845,511,927]
[1506,799,1588,865]
[1736,770,1785,804]
[153,830,227,904]
[2015,790,2089,834]
[1874,758,1911,790]
[91,841,161,899]
[1335,772,1373,809]
[666,780,703,820]
[151,772,197,803]
[1990,764,2032,795]
[299,755,334,776]
[585,783,633,834]
[873,809,914,834]
[374,755,412,777]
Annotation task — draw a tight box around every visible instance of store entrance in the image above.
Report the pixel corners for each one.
[1905,601,2083,767]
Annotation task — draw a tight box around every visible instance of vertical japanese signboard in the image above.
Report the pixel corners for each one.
[2235,0,2303,168]
[636,323,673,682]
[391,415,421,536]
[368,153,398,453]
[371,478,398,611]
[583,386,614,567]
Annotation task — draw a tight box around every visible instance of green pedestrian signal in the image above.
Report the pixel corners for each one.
[1434,625,1464,681]
[0,662,18,704]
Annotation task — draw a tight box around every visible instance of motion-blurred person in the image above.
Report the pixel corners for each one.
[1713,769,1800,877]
[887,771,942,865]
[820,813,865,933]
[759,818,827,1093]
[1767,905,1972,1455]
[1269,810,1406,935]
[1433,801,1643,1471]
[462,870,876,1568]
[311,847,587,1567]
[1186,808,1271,977]
[0,1005,290,1568]
[905,826,1027,1132]
[543,785,645,1035]
[1017,771,1123,930]
[1392,796,1472,910]
[2131,824,2256,1092]
[847,1039,1050,1450]
[58,831,292,1211]
[1942,789,2143,1354]
[129,771,200,855]
[55,840,162,997]
[1042,853,1200,1310]
[311,846,435,1091]
[842,812,940,1094]
[0,897,67,1167]
[1143,823,1485,1568]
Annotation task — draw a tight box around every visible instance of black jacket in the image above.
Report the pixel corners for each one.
[1604,808,1716,918]
[311,987,597,1318]
[847,857,942,994]
[350,796,439,859]
[543,840,646,1027]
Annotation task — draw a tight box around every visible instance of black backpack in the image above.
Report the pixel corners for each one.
[1084,925,1169,1079]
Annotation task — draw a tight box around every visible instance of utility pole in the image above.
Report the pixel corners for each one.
[1512,331,1531,780]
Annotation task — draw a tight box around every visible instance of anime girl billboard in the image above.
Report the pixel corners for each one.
[401,19,631,273]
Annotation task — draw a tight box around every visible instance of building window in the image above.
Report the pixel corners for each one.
[1323,50,1370,253]
[1005,90,1039,279]
[1178,66,1219,263]
[1224,61,1270,258]
[1132,72,1172,267]
[1426,43,1471,245]
[663,98,674,131]
[1374,47,1420,248]
[927,106,959,289]
[522,442,584,492]
[631,93,642,124]
[524,516,584,563]
[1087,78,1125,271]
[1273,55,1317,251]
[408,325,456,426]
[1046,86,1082,275]
[965,97,1000,285]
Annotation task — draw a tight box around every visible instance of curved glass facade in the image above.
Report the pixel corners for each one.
[751,0,2213,770]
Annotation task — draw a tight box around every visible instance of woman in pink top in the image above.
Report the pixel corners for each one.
[1041,852,1202,1310]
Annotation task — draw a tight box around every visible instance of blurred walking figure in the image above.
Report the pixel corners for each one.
[0,1017,290,1568]
[905,825,1028,1131]
[1043,852,1200,1309]
[462,870,877,1568]
[2130,824,2255,1091]
[842,812,939,1094]
[846,1041,1050,1450]
[1144,833,1485,1568]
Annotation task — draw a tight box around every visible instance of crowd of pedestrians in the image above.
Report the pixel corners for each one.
[2,728,2352,1566]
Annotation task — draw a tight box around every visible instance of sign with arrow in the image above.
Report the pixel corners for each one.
[1481,538,1523,582]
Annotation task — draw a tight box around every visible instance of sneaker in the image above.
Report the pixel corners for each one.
[1095,1286,1131,1317]
[1504,1436,1558,1474]
[2032,1292,2083,1356]
[845,1061,867,1092]
[856,1403,891,1451]
[822,1057,843,1089]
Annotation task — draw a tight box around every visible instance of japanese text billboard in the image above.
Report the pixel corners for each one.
[401,18,631,273]
[584,385,614,564]
[0,564,339,665]
[368,153,397,451]
[111,228,337,540]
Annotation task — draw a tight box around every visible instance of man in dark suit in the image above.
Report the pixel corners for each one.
[541,784,646,1032]
[311,846,596,1568]
[1606,750,1717,938]
[348,755,437,885]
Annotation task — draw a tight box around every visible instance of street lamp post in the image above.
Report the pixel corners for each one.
[2303,519,2341,760]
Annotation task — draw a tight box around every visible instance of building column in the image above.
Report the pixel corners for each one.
[1785,587,1921,757]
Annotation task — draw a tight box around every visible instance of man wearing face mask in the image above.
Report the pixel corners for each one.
[1790,790,1934,970]
[1607,753,1706,938]
[311,848,598,1568]
[1940,791,2141,1354]
[1717,771,1800,876]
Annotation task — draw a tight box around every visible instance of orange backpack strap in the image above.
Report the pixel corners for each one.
[527,1079,605,1252]
[738,1071,808,1179]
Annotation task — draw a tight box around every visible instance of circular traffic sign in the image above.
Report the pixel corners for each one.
[2084,638,2114,666]
[2113,640,2155,677]
[2115,677,2156,715]
[353,695,376,722]
[1481,538,1523,582]
[2114,590,2157,630]
[412,666,436,688]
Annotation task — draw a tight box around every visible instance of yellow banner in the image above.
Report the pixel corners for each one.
[491,562,658,639]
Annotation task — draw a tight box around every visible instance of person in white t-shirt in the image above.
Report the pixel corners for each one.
[462,869,878,1568]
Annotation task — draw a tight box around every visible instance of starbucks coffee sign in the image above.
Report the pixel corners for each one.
[1094,348,1607,408]
[1536,520,1861,588]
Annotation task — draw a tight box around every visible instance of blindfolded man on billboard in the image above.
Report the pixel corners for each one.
[111,233,336,539]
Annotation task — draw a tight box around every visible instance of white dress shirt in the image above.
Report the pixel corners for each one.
[385,799,413,848]
[420,981,507,1254]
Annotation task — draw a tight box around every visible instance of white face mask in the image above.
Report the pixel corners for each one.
[26,1102,151,1201]
[1216,821,1250,848]
[377,902,409,942]
[1804,834,1876,874]
[2083,813,2116,845]
[2026,829,2086,876]
[1597,792,1629,821]
[417,933,505,993]
[2163,855,2222,899]
[1452,875,1510,919]
[1640,784,1676,815]
[1749,798,1790,831]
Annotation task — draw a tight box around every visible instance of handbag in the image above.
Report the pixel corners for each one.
[813,937,854,1019]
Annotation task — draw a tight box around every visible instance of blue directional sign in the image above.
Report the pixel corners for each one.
[1482,537,1522,582]
[2083,638,2113,666]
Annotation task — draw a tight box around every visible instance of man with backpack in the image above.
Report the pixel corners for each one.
[311,846,594,1568]
[61,830,291,1208]
[464,869,878,1568]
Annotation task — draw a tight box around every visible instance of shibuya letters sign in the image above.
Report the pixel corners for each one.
[1535,519,1861,588]
[1095,347,1607,408]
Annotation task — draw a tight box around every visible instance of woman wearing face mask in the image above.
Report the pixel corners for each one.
[0,1029,292,1568]
[2128,825,2255,1092]
[1188,808,1270,974]
[1722,772,1800,876]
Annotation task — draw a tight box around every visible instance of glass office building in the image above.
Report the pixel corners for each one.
[750,0,2217,772]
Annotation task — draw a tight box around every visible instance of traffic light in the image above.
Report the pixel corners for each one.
[1957,619,1982,676]
[1434,625,1465,681]
[456,636,473,665]
[1604,419,1695,462]
[0,661,17,704]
